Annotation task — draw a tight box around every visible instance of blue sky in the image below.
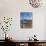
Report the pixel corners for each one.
[20,12,32,20]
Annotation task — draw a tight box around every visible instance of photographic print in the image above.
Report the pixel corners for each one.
[20,12,32,28]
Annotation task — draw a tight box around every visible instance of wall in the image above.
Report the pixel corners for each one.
[44,13,46,40]
[0,0,46,40]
